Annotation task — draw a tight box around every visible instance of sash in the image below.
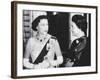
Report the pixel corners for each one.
[33,35,51,64]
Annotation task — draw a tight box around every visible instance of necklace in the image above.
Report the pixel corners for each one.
[37,37,46,42]
[36,33,47,42]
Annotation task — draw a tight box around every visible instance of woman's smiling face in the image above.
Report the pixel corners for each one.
[37,19,49,35]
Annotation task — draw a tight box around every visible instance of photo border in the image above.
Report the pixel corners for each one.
[11,1,98,78]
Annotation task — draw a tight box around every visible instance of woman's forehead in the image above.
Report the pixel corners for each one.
[39,19,48,24]
[40,19,48,22]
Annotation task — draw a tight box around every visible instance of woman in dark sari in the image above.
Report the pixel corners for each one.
[65,15,88,67]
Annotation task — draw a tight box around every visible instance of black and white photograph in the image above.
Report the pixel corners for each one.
[23,10,91,69]
[11,1,97,78]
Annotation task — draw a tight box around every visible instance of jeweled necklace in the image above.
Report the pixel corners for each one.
[36,32,47,42]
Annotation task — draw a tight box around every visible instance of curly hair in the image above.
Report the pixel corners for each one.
[32,15,49,31]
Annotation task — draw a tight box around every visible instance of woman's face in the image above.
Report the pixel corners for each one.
[37,19,49,35]
[71,21,83,37]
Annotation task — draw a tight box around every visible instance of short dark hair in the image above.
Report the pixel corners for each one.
[32,15,48,31]
[72,15,87,35]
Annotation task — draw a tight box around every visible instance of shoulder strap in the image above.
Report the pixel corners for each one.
[33,35,51,64]
[33,39,50,64]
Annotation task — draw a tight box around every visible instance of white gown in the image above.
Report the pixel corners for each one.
[24,34,63,69]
